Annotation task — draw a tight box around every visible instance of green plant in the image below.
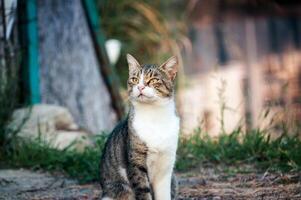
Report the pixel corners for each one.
[98,0,187,87]
[0,56,21,150]
[1,126,300,183]
[0,134,107,183]
[176,128,301,172]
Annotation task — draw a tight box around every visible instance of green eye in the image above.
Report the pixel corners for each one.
[149,78,159,84]
[130,77,138,84]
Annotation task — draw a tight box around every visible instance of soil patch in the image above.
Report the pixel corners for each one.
[0,168,300,200]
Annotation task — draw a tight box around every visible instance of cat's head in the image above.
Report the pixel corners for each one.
[126,54,178,104]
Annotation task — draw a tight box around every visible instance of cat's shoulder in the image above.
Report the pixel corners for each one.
[106,118,129,141]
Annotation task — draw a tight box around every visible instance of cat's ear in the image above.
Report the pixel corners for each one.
[159,56,178,80]
[126,54,141,73]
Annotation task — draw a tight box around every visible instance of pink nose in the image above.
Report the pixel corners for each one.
[138,85,145,91]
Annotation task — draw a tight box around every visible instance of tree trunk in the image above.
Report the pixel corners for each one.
[37,0,117,133]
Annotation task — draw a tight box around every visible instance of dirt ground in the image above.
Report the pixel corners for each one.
[177,165,301,200]
[0,166,300,200]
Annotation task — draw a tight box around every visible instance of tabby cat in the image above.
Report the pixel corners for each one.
[99,54,180,200]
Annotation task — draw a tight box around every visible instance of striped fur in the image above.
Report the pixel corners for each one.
[100,54,179,200]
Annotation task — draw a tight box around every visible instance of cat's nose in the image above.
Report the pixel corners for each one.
[138,85,145,91]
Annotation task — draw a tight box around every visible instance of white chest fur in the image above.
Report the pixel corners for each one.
[132,99,179,200]
[132,100,179,152]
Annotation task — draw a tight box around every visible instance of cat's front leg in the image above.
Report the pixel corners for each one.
[128,136,153,200]
[153,171,172,200]
[128,164,152,200]
[149,152,175,200]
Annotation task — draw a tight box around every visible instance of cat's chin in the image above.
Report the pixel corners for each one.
[131,96,172,106]
[131,96,156,104]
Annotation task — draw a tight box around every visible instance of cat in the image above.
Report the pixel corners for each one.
[99,54,180,200]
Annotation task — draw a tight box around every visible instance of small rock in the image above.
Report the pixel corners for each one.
[8,104,92,151]
[54,130,92,151]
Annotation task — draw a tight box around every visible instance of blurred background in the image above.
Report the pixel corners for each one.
[1,1,301,198]
[1,0,301,139]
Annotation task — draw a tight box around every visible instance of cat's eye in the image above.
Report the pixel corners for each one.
[149,78,159,84]
[130,77,138,84]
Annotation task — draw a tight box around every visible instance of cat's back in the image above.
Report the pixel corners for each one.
[100,119,129,184]
[104,118,129,147]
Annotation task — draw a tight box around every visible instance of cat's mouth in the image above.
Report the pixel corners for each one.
[138,93,146,98]
[137,93,152,100]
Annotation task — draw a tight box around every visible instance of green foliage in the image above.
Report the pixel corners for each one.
[0,135,107,183]
[176,128,301,172]
[98,0,187,87]
[0,57,20,149]
[1,127,300,184]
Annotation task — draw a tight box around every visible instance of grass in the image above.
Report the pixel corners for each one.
[0,127,300,183]
[0,135,107,183]
[176,128,301,172]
